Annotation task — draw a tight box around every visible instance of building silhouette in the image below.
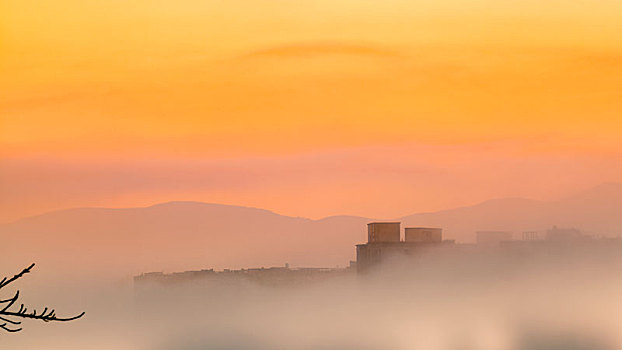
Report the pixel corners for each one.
[356,222,453,272]
[134,223,622,284]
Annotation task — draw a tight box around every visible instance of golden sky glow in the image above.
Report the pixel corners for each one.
[1,0,622,221]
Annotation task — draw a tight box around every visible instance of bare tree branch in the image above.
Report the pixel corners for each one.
[0,263,85,333]
[0,263,34,290]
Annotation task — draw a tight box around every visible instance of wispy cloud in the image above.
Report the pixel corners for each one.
[239,42,402,60]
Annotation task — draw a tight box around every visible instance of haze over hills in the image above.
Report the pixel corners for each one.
[1,183,621,277]
[400,182,622,239]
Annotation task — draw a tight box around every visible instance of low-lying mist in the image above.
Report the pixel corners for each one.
[3,245,622,350]
[138,245,622,350]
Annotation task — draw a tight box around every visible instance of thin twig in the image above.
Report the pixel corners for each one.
[0,263,85,333]
[0,263,35,290]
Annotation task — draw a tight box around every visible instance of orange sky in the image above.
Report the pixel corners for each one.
[1,0,622,222]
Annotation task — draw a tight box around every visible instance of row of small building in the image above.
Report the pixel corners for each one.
[355,222,589,272]
[135,222,602,285]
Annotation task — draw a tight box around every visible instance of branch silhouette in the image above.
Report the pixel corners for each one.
[0,263,85,332]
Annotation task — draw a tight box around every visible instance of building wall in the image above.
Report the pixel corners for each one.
[356,242,405,272]
[367,222,400,243]
[405,227,442,243]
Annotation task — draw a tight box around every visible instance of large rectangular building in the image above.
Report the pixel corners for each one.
[405,227,442,243]
[356,222,450,272]
[367,222,401,243]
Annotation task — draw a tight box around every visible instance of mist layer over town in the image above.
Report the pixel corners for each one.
[3,222,622,350]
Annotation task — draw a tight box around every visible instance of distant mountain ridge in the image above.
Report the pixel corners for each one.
[2,183,621,276]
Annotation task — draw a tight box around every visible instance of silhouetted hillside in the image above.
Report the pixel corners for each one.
[0,202,370,275]
[2,184,622,276]
[401,183,622,240]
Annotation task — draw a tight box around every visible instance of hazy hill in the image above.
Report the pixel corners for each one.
[2,183,622,276]
[400,183,622,240]
[0,202,370,275]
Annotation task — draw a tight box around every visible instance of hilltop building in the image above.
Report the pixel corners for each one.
[355,222,453,272]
